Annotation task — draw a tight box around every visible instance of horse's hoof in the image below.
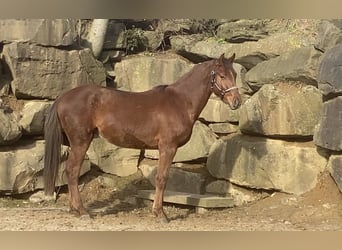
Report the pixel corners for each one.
[160,217,170,224]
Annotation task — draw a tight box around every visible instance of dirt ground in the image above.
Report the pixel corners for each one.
[1,168,342,231]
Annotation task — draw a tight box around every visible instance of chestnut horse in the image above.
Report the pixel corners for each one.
[44,53,241,222]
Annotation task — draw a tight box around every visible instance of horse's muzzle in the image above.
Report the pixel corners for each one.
[231,97,241,110]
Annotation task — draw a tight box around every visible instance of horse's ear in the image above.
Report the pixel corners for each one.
[219,53,225,63]
[227,53,236,63]
[216,53,225,65]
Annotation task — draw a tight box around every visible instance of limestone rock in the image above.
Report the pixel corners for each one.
[0,140,90,193]
[315,20,342,52]
[87,137,141,177]
[245,46,322,90]
[19,101,53,135]
[113,53,193,92]
[317,43,342,96]
[139,159,206,194]
[145,121,217,162]
[3,43,106,99]
[179,33,314,69]
[327,154,342,193]
[0,108,22,145]
[207,134,328,194]
[102,21,126,50]
[208,122,239,135]
[239,83,323,137]
[0,19,77,46]
[314,97,342,151]
[216,19,269,43]
[200,96,240,123]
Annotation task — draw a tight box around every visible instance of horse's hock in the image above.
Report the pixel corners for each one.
[0,19,341,208]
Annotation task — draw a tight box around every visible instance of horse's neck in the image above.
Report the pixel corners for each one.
[171,61,213,122]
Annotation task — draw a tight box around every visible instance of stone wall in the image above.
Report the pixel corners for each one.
[0,19,340,205]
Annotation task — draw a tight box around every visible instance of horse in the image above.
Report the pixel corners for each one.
[43,53,241,223]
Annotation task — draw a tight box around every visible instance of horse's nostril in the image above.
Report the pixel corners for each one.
[233,98,241,109]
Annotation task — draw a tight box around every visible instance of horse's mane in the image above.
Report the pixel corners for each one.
[175,60,213,83]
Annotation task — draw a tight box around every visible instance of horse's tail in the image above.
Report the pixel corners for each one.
[44,101,63,196]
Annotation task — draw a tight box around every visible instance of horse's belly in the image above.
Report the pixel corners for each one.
[98,128,158,149]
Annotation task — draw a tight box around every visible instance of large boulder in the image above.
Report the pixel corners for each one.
[0,140,91,194]
[314,97,342,151]
[327,154,342,193]
[0,108,22,145]
[102,21,126,50]
[19,101,53,135]
[245,46,322,90]
[0,62,11,96]
[216,19,269,43]
[200,96,239,123]
[317,43,342,96]
[145,121,217,162]
[172,33,315,69]
[315,20,342,52]
[139,159,206,194]
[207,134,328,195]
[2,43,106,99]
[113,52,193,92]
[0,19,77,46]
[87,137,141,177]
[239,83,323,137]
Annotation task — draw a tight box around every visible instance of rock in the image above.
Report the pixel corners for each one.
[139,159,206,194]
[239,83,323,137]
[179,33,314,69]
[169,34,207,62]
[2,43,106,99]
[0,140,91,193]
[317,43,342,96]
[0,19,77,46]
[156,19,194,34]
[0,61,11,96]
[216,19,269,43]
[200,96,239,123]
[19,101,53,135]
[87,137,141,177]
[145,121,217,162]
[142,30,164,51]
[205,180,268,206]
[208,122,239,134]
[0,108,22,145]
[245,46,322,90]
[207,134,328,195]
[113,52,193,92]
[314,97,342,151]
[315,20,342,52]
[102,21,126,50]
[327,154,342,193]
[29,190,56,203]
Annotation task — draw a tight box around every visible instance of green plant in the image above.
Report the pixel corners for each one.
[125,27,147,54]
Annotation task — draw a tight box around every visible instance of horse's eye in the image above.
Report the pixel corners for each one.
[220,75,225,79]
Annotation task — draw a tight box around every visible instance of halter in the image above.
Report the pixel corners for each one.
[210,70,238,98]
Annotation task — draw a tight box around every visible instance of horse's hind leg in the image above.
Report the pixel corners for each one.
[65,136,93,217]
[153,144,177,223]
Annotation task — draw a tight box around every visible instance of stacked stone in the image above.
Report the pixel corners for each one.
[1,19,340,205]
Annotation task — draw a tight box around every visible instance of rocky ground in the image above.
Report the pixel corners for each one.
[0,169,342,231]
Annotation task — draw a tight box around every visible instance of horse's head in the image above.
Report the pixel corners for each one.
[211,53,241,110]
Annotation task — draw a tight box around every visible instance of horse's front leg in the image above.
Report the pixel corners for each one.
[153,144,177,223]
